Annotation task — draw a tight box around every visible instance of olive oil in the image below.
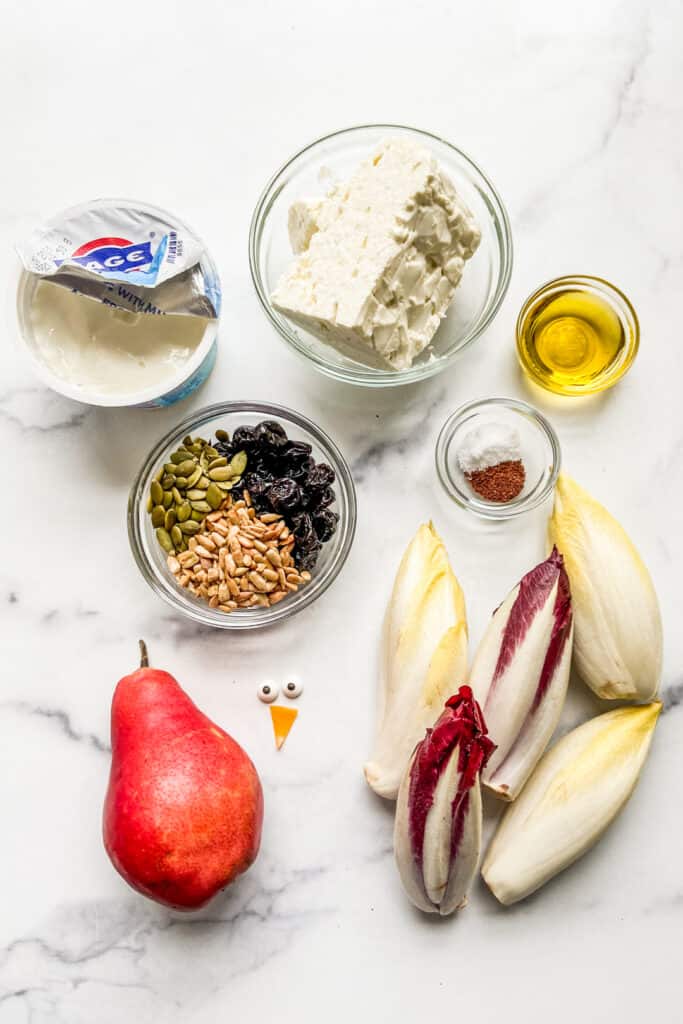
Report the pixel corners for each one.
[516,279,638,396]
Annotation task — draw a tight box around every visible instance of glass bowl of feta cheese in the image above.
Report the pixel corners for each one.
[250,124,512,387]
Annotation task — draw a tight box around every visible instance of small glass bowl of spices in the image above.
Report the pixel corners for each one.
[435,397,561,519]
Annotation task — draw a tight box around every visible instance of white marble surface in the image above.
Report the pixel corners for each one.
[2,1,682,1021]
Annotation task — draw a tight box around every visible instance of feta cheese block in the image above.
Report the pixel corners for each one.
[271,137,481,370]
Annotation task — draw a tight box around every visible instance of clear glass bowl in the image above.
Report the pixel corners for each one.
[128,401,357,629]
[435,397,561,519]
[516,275,639,396]
[249,124,513,387]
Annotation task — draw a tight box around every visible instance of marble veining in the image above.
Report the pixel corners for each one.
[2,0,682,1021]
[2,703,110,754]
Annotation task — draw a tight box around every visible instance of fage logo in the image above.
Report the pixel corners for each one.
[60,237,154,274]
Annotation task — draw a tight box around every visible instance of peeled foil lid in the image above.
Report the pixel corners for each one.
[16,200,220,320]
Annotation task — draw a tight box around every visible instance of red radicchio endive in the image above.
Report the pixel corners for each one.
[393,686,495,915]
[468,547,573,802]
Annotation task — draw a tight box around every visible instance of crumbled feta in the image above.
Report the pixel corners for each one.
[288,198,325,254]
[271,137,480,370]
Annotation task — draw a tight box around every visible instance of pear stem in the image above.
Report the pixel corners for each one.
[139,639,149,668]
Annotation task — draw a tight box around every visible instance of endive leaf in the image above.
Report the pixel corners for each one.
[548,474,662,700]
[482,702,661,905]
[364,523,468,800]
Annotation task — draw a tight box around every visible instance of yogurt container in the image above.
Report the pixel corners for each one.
[15,199,221,408]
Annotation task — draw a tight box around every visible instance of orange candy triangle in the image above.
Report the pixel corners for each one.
[270,704,298,750]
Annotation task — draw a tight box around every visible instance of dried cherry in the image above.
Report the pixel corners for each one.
[306,463,336,491]
[313,509,339,542]
[255,420,288,450]
[267,478,302,514]
[232,426,259,452]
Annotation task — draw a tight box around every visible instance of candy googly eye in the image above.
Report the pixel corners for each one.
[283,679,303,699]
[258,682,279,703]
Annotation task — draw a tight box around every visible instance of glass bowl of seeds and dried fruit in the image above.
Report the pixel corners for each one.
[128,401,357,629]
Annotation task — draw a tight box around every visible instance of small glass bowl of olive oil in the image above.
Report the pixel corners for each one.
[516,275,639,396]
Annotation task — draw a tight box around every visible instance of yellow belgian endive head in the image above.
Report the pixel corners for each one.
[483,701,662,905]
[364,522,468,800]
[548,474,662,701]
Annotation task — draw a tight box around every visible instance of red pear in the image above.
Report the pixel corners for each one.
[103,641,263,910]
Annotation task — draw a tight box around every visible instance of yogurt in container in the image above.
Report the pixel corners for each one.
[15,199,221,407]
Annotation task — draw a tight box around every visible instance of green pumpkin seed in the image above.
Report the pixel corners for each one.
[179,520,201,535]
[175,449,194,464]
[186,488,207,501]
[154,465,165,484]
[177,536,188,552]
[161,474,175,490]
[156,527,174,553]
[170,451,185,465]
[197,474,210,488]
[146,495,153,513]
[171,486,183,505]
[190,500,212,513]
[190,510,205,522]
[150,480,164,506]
[183,435,193,447]
[151,505,166,527]
[185,466,202,488]
[215,429,229,442]
[206,483,224,509]
[171,524,183,548]
[216,479,236,492]
[174,459,196,477]
[165,508,177,531]
[228,451,248,477]
[204,445,219,460]
[176,501,192,522]
[163,491,173,509]
[208,456,228,469]
[175,476,188,489]
[208,466,233,481]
